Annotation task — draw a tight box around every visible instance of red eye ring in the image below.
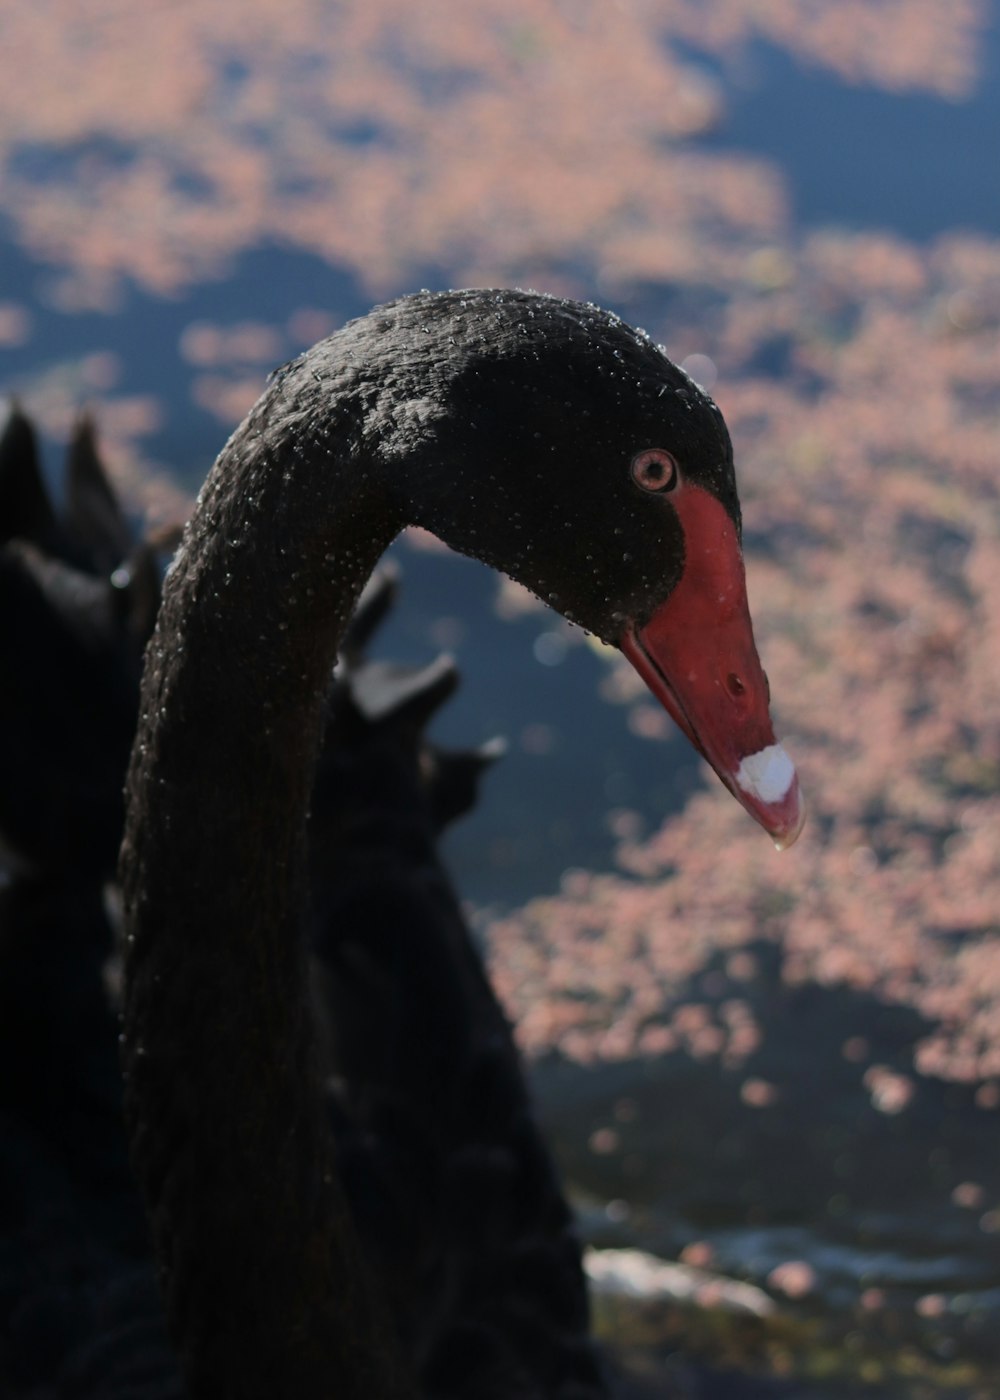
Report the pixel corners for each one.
[630,448,679,494]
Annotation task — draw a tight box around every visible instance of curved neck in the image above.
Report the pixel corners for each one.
[120,362,411,1398]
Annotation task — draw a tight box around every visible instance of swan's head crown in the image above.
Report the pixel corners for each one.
[330,288,738,646]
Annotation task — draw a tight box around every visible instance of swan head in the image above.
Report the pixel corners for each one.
[330,289,803,846]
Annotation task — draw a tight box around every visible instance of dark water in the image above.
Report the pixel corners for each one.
[0,239,374,479]
[691,4,1000,240]
[537,978,1000,1394]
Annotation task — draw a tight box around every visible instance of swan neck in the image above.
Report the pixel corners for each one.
[120,368,410,1397]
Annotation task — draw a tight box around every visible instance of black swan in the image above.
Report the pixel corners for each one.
[307,578,605,1397]
[0,407,161,876]
[0,413,604,1397]
[0,409,178,1395]
[120,287,802,1398]
[0,407,159,1150]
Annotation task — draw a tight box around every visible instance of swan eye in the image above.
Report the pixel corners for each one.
[630,448,679,494]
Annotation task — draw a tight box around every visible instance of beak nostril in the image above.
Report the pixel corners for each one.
[727,672,746,698]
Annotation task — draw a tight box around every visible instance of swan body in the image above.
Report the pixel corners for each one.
[0,407,604,1398]
[119,288,801,1397]
[0,410,179,1396]
[310,584,606,1396]
[0,409,159,876]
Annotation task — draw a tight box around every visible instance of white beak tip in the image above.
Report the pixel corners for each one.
[735,744,796,805]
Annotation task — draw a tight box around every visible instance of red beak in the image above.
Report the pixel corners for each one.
[620,485,804,848]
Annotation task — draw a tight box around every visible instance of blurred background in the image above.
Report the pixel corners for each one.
[2,1,999,1393]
